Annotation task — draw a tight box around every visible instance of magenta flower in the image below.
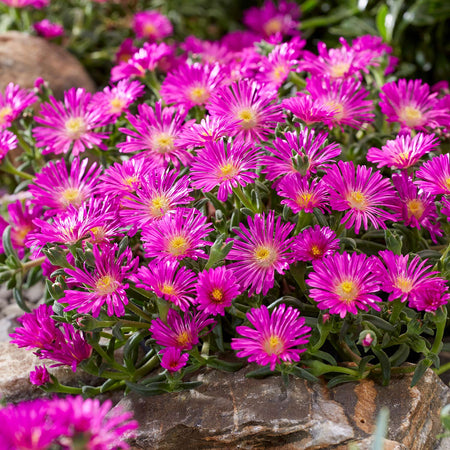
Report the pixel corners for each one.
[0,0,48,7]
[379,79,450,132]
[178,115,239,149]
[282,93,336,126]
[133,10,172,41]
[160,63,225,110]
[90,79,145,120]
[374,250,441,303]
[292,225,339,261]
[10,304,92,371]
[276,175,329,214]
[415,154,450,195]
[243,0,301,40]
[391,172,442,242]
[0,129,17,161]
[29,365,50,386]
[29,157,101,216]
[367,132,439,170]
[207,79,283,142]
[0,82,36,129]
[33,19,64,38]
[262,129,341,182]
[306,252,382,318]
[118,100,195,168]
[119,168,193,230]
[227,211,295,296]
[150,308,216,350]
[322,160,397,234]
[142,207,213,261]
[160,347,189,372]
[33,87,109,156]
[408,279,450,312]
[190,139,261,201]
[306,77,375,130]
[196,266,242,316]
[133,260,197,311]
[231,304,311,371]
[61,244,138,318]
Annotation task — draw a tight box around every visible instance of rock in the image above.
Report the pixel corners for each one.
[115,366,449,449]
[0,343,96,403]
[0,31,95,98]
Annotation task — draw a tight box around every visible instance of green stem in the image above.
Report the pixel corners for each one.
[233,185,258,213]
[288,72,307,89]
[1,156,33,180]
[435,362,450,376]
[389,298,404,324]
[133,354,160,380]
[156,298,170,324]
[431,307,447,355]
[119,319,151,329]
[90,341,128,373]
[126,302,153,322]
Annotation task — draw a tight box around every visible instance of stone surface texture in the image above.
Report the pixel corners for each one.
[0,31,95,98]
[114,366,449,450]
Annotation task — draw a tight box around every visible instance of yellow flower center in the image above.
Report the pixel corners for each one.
[263,335,284,355]
[263,18,282,35]
[400,106,423,128]
[407,199,425,219]
[189,86,210,104]
[325,101,344,120]
[153,132,174,154]
[347,190,368,210]
[210,288,224,303]
[95,275,119,295]
[394,276,413,293]
[296,192,313,209]
[61,188,83,207]
[0,106,12,125]
[254,245,277,268]
[161,284,175,295]
[395,152,411,165]
[149,195,170,218]
[124,176,138,187]
[218,163,238,180]
[336,280,358,303]
[237,108,257,129]
[143,23,157,37]
[310,245,322,257]
[65,117,86,140]
[89,226,106,242]
[273,65,288,81]
[11,225,33,246]
[168,235,189,257]
[176,330,191,346]
[445,177,450,192]
[330,62,350,78]
[110,97,126,114]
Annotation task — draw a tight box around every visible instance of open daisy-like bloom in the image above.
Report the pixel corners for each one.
[61,244,138,318]
[415,153,450,195]
[262,129,341,182]
[305,77,375,130]
[133,10,172,41]
[132,260,197,311]
[0,129,17,161]
[142,207,213,261]
[367,132,439,170]
[379,79,450,132]
[322,160,397,234]
[160,62,225,110]
[29,157,101,217]
[33,87,109,156]
[292,225,339,261]
[195,266,242,316]
[118,100,194,168]
[0,82,36,129]
[190,139,261,201]
[306,252,382,318]
[226,211,295,296]
[408,278,450,313]
[231,304,311,371]
[150,308,216,351]
[207,79,283,142]
[374,250,441,303]
[282,93,336,126]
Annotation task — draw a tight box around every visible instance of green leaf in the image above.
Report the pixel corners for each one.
[411,358,432,387]
[376,4,389,41]
[13,287,30,312]
[360,314,396,333]
[291,366,320,383]
[205,357,244,372]
[327,374,360,389]
[373,347,391,386]
[245,366,274,379]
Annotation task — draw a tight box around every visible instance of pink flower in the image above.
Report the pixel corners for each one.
[282,93,336,126]
[231,304,311,371]
[408,279,450,312]
[29,365,50,386]
[1,0,48,7]
[306,252,382,318]
[133,10,172,41]
[292,225,339,261]
[415,153,450,195]
[33,19,64,38]
[0,82,36,129]
[160,347,189,372]
[226,211,295,296]
[0,129,17,161]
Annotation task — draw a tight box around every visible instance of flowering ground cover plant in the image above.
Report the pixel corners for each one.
[0,1,450,424]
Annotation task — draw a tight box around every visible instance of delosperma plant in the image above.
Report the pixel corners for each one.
[1,4,450,442]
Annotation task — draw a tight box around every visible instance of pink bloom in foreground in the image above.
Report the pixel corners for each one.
[367,132,439,170]
[190,139,261,201]
[33,87,109,156]
[292,225,339,261]
[0,129,17,161]
[150,308,216,350]
[133,10,172,41]
[61,244,139,318]
[322,160,397,234]
[306,252,382,318]
[227,211,295,296]
[415,153,450,195]
[195,266,242,316]
[160,347,189,372]
[0,82,36,129]
[231,304,311,371]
